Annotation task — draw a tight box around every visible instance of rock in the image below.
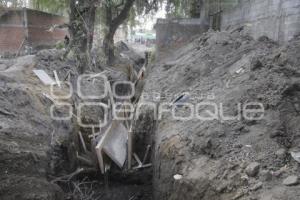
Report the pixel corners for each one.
[250,182,263,191]
[276,148,287,158]
[216,182,228,192]
[290,152,300,163]
[282,176,299,186]
[245,162,260,177]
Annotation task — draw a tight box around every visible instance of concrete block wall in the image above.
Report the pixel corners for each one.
[155,18,209,58]
[221,0,300,43]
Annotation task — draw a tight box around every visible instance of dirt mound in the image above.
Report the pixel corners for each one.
[0,55,73,200]
[140,30,300,199]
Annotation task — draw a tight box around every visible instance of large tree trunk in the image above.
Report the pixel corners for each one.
[69,0,96,74]
[103,0,135,65]
[103,4,115,65]
[85,3,96,51]
[103,31,115,65]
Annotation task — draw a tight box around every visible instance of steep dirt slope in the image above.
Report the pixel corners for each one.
[141,30,300,200]
[0,46,150,200]
[0,55,73,200]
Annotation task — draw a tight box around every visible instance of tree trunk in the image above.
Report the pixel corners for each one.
[68,0,96,74]
[103,0,135,65]
[103,3,115,65]
[84,2,96,51]
[88,8,96,50]
[103,31,115,65]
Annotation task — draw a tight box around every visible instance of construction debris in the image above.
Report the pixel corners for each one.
[33,69,56,85]
[100,121,128,169]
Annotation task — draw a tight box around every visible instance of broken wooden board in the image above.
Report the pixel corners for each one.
[102,121,128,168]
[33,69,56,85]
[96,120,128,173]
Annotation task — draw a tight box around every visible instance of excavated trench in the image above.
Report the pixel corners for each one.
[1,29,300,200]
[0,46,155,200]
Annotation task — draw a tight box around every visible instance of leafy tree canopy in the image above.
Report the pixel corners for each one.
[0,0,23,7]
[30,0,69,15]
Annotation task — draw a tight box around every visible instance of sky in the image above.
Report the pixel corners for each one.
[137,3,166,31]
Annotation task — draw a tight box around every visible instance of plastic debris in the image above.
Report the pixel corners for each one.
[173,174,183,180]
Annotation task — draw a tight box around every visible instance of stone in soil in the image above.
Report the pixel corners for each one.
[283,176,299,186]
[245,162,260,177]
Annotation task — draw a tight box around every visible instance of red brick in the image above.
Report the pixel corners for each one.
[0,8,68,54]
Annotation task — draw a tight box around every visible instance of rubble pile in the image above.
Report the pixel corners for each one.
[140,29,300,199]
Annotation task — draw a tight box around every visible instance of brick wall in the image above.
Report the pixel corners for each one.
[0,9,25,54]
[27,9,68,48]
[0,9,68,54]
[0,27,25,53]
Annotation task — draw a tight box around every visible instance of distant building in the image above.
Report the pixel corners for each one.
[0,8,68,55]
[131,31,156,46]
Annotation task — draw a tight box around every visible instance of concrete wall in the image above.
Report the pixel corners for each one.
[221,0,300,43]
[0,8,67,54]
[155,18,209,57]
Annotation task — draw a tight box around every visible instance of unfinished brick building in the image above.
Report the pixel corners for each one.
[0,8,68,54]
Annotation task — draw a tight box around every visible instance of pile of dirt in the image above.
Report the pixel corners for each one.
[0,55,73,199]
[139,29,300,200]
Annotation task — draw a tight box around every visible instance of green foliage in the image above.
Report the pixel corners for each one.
[165,0,191,18]
[0,0,70,15]
[165,0,205,18]
[128,7,138,28]
[165,0,240,18]
[0,0,23,7]
[55,41,65,49]
[96,0,163,35]
[30,0,69,15]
